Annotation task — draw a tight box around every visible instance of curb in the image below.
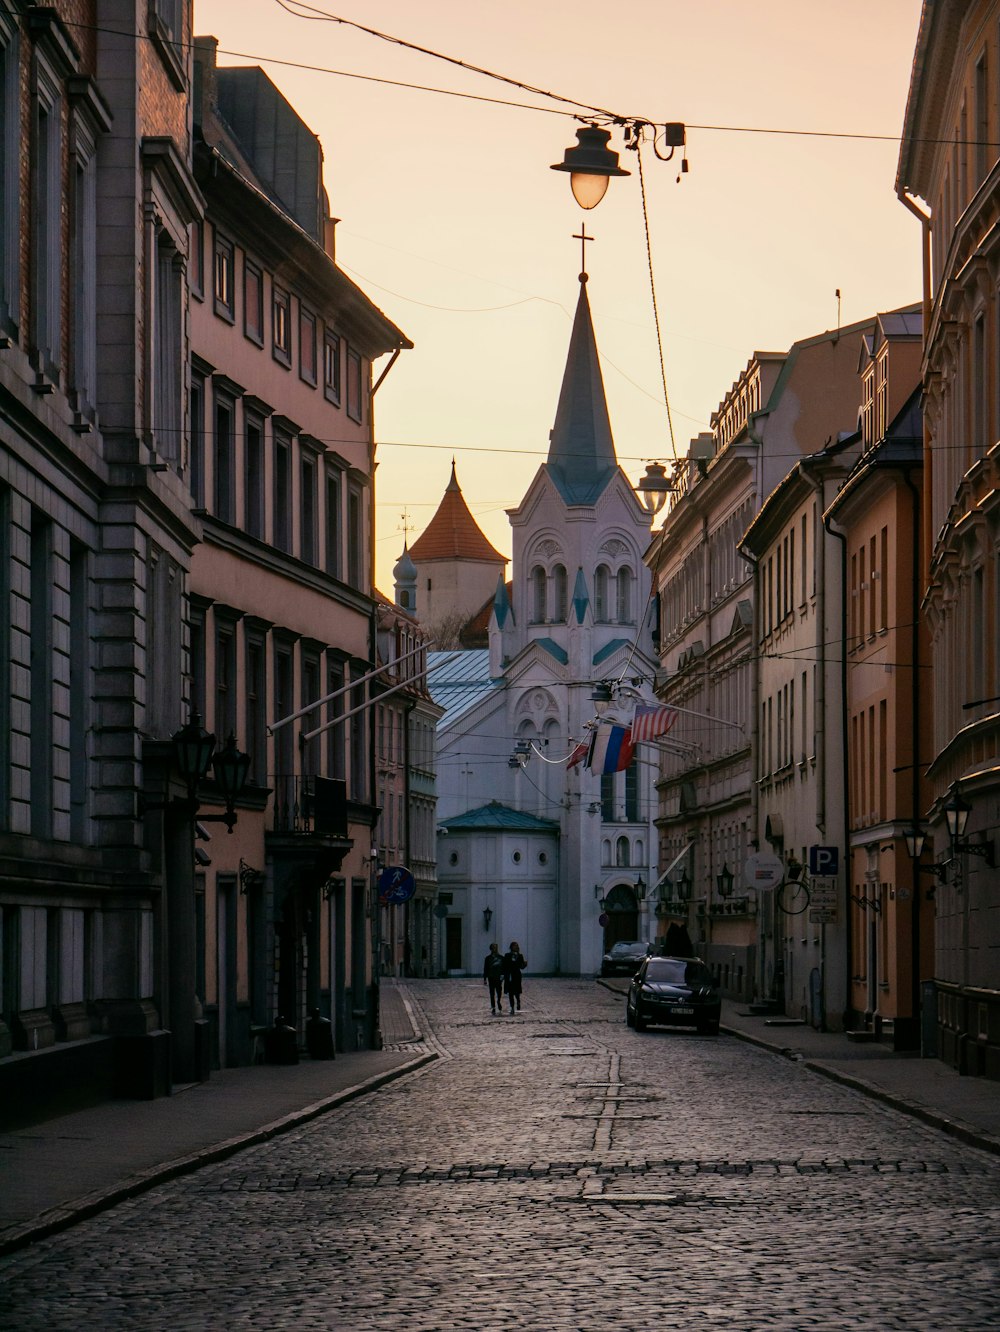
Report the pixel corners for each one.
[0,1049,437,1258]
[721,1021,1000,1160]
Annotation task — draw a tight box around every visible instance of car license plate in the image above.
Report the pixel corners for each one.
[673,1006,694,1015]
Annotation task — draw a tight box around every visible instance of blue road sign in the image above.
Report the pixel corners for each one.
[378,865,415,905]
[809,846,839,876]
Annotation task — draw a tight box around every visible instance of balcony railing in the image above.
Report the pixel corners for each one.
[269,774,347,837]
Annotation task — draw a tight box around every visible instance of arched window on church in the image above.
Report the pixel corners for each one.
[615,836,630,867]
[531,566,546,623]
[594,565,610,621]
[616,567,633,623]
[553,564,567,622]
[601,838,612,866]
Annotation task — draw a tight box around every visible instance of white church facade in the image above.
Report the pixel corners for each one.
[397,274,663,976]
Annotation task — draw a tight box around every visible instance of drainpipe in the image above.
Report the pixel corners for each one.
[901,465,923,1041]
[821,506,851,1030]
[896,191,933,593]
[797,461,827,836]
[737,537,762,1002]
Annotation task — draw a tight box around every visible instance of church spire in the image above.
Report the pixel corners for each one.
[546,273,617,505]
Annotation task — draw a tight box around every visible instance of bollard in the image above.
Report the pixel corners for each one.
[264,1014,300,1065]
[306,1007,335,1060]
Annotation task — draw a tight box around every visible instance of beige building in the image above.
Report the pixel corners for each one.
[188,44,410,1060]
[826,311,930,1049]
[648,319,886,1013]
[897,0,1000,1077]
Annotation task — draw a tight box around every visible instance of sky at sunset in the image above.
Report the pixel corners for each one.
[193,0,925,593]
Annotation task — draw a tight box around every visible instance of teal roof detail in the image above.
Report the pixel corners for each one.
[546,278,617,506]
[441,801,560,833]
[572,567,589,624]
[593,637,632,666]
[535,637,568,665]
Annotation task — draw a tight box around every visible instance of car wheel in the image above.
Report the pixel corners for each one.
[625,1003,634,1028]
[633,1009,648,1032]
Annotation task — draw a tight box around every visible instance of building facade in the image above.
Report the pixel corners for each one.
[1,0,203,1120]
[188,41,411,1060]
[897,0,1000,1076]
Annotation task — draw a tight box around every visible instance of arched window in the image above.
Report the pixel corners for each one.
[594,565,610,621]
[552,564,567,622]
[601,838,612,866]
[615,836,630,867]
[531,566,546,622]
[616,567,633,623]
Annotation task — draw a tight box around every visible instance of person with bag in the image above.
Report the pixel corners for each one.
[483,942,505,1014]
[501,941,527,1014]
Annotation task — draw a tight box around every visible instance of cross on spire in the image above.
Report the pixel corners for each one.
[399,509,414,545]
[572,223,594,282]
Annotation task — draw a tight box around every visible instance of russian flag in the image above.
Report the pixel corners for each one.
[587,721,635,774]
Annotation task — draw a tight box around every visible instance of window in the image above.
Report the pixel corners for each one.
[616,568,632,623]
[324,330,342,404]
[215,617,237,743]
[616,837,630,867]
[300,453,317,564]
[273,641,295,817]
[273,432,292,553]
[301,650,321,779]
[325,466,342,578]
[0,17,21,335]
[975,52,988,187]
[31,53,62,377]
[601,773,614,821]
[553,565,567,621]
[594,566,609,621]
[244,258,263,344]
[152,230,183,462]
[244,412,265,539]
[347,485,363,589]
[272,285,291,365]
[624,759,639,821]
[189,219,204,298]
[213,392,236,524]
[531,566,546,622]
[189,599,207,721]
[30,514,53,838]
[245,627,267,786]
[189,369,206,507]
[213,230,234,320]
[299,306,317,385]
[347,347,363,422]
[69,116,98,419]
[326,658,346,780]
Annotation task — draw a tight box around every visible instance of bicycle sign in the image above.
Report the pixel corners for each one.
[377,866,415,905]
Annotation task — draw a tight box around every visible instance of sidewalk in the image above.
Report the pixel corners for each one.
[719,998,1000,1156]
[600,977,1000,1157]
[0,981,433,1257]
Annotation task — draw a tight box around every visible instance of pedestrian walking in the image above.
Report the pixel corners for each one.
[483,942,505,1014]
[502,941,527,1014]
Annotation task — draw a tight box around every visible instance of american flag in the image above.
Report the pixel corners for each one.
[630,703,679,744]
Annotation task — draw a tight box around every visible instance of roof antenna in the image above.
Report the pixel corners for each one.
[835,288,841,343]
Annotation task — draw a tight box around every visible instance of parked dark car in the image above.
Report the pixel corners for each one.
[626,955,721,1035]
[600,940,652,977]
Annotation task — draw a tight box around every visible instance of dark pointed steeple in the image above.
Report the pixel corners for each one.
[546,275,617,505]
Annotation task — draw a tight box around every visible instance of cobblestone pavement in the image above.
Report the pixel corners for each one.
[2,979,998,1331]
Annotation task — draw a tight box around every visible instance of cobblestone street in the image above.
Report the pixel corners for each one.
[2,979,998,1331]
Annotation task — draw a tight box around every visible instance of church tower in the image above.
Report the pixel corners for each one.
[430,262,660,977]
[406,461,507,633]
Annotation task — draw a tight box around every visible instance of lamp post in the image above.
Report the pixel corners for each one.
[142,712,251,1086]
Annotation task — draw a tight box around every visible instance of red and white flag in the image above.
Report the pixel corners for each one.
[630,703,679,744]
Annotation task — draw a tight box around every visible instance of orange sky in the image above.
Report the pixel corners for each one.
[193,0,925,592]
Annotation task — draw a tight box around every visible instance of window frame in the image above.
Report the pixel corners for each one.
[243,256,264,345]
[212,228,235,322]
[272,284,291,366]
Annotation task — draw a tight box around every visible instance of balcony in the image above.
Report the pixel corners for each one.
[269,774,348,837]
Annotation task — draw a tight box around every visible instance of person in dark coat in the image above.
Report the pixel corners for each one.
[501,941,527,1014]
[483,942,505,1014]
